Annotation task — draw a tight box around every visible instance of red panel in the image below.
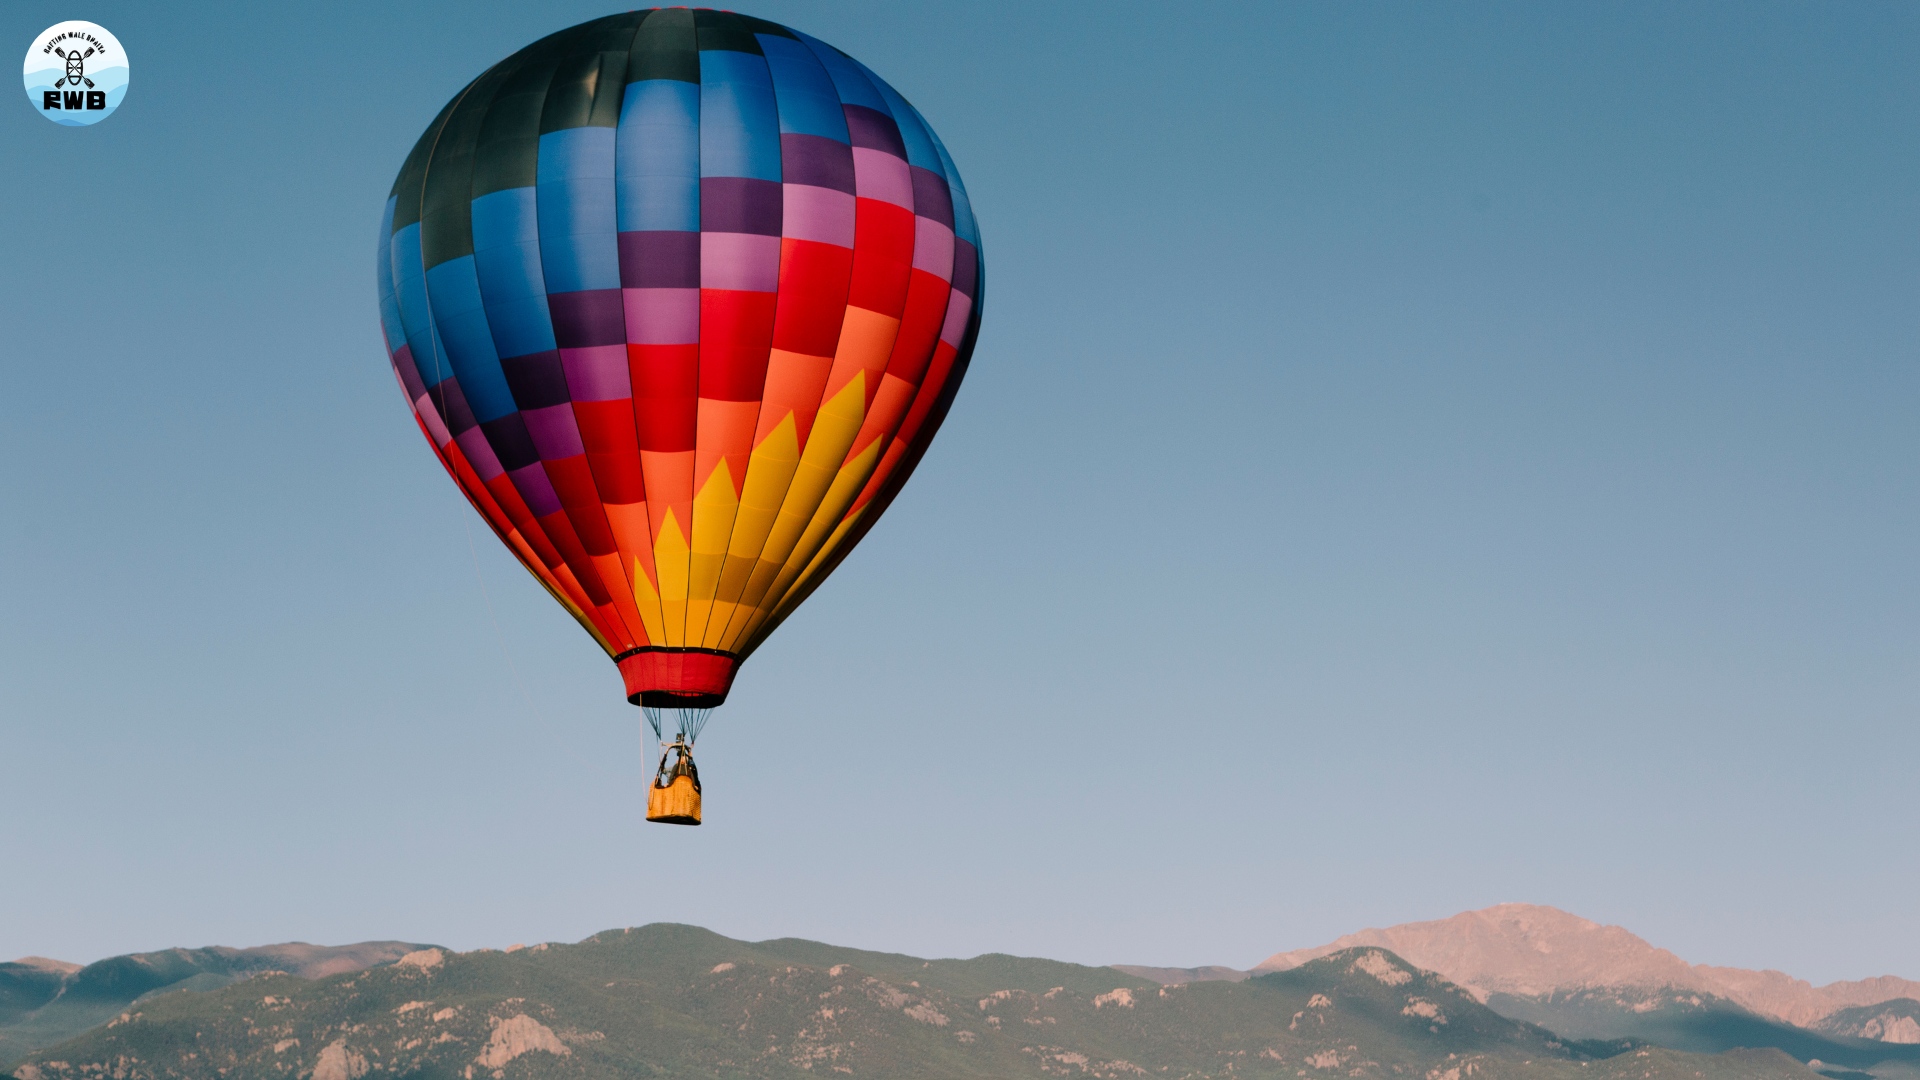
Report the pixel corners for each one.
[547,560,620,644]
[573,399,647,505]
[848,200,915,316]
[699,289,777,402]
[537,509,614,607]
[883,268,953,387]
[483,473,564,569]
[629,344,699,453]
[850,337,963,518]
[586,452,645,505]
[545,455,618,556]
[897,340,960,448]
[772,239,854,356]
[574,399,640,455]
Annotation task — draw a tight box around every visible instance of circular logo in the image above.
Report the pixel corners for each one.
[23,21,127,126]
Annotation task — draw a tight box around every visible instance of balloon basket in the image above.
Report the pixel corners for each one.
[647,774,702,825]
[646,736,702,825]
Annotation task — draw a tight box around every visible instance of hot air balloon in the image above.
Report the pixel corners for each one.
[375,10,983,823]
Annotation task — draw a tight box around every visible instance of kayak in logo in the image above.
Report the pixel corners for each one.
[23,21,128,126]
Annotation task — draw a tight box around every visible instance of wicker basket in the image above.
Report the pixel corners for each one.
[646,773,702,825]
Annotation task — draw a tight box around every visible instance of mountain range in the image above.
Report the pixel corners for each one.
[5,904,1915,1079]
[1244,905,1920,1029]
[1111,905,1920,1080]
[0,941,422,1067]
[0,929,1843,1080]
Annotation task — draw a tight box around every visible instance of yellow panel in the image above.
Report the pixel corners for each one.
[685,458,740,645]
[731,434,884,649]
[762,505,868,632]
[700,413,802,648]
[630,557,666,646]
[713,373,870,651]
[652,509,690,647]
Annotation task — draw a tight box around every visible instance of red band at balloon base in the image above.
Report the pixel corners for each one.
[616,647,740,709]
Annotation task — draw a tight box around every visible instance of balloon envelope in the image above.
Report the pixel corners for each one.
[376,10,982,707]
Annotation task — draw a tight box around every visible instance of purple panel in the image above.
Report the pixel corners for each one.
[391,343,428,401]
[779,133,855,195]
[624,288,701,345]
[843,105,906,159]
[480,413,541,472]
[951,238,979,299]
[909,166,954,229]
[454,425,506,480]
[938,290,974,348]
[782,184,855,247]
[411,391,453,449]
[561,345,632,402]
[619,231,700,289]
[499,349,571,410]
[428,375,479,436]
[853,148,912,209]
[507,462,564,518]
[700,177,782,236]
[701,232,781,292]
[912,217,955,281]
[520,403,589,460]
[546,289,626,349]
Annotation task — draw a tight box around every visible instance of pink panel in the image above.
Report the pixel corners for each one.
[782,184,855,247]
[911,217,955,280]
[623,287,700,345]
[455,426,507,481]
[938,292,974,348]
[700,232,781,292]
[412,393,453,449]
[852,147,913,209]
[521,403,589,460]
[561,344,632,401]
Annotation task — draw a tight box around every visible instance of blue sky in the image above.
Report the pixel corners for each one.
[2,1,1915,985]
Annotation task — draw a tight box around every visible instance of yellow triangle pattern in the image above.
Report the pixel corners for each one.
[652,508,690,647]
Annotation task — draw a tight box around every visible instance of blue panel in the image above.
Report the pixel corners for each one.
[378,288,408,355]
[471,187,541,253]
[425,253,487,319]
[376,197,407,353]
[795,31,887,111]
[470,188,559,357]
[407,318,449,389]
[426,256,498,368]
[537,128,621,294]
[390,223,435,362]
[617,81,700,232]
[699,50,781,181]
[475,237,546,306]
[425,257,517,423]
[537,179,621,292]
[759,35,848,142]
[482,292,559,361]
[536,126,616,184]
[927,123,980,249]
[618,175,697,233]
[862,64,943,173]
